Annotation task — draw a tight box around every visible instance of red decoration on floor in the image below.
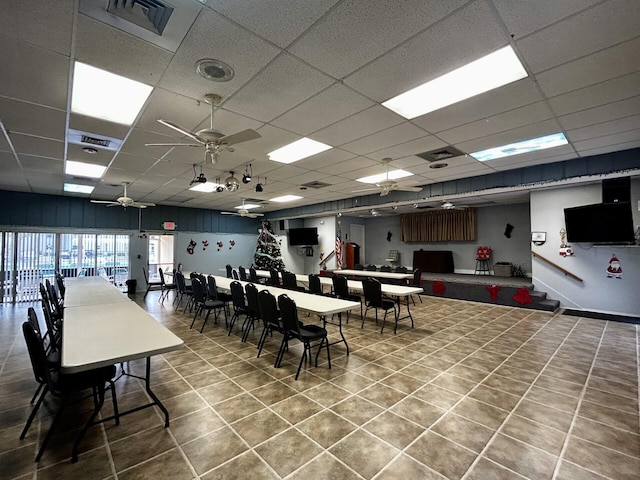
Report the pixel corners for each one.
[432,280,446,295]
[487,284,500,301]
[513,287,532,305]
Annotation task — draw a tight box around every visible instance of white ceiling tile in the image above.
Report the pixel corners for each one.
[109,153,158,174]
[209,0,339,48]
[548,70,640,116]
[245,124,300,158]
[20,155,64,173]
[11,135,64,159]
[0,0,74,55]
[0,98,66,140]
[316,156,379,176]
[421,163,494,180]
[515,0,640,73]
[68,114,130,142]
[485,144,576,169]
[559,95,640,130]
[492,0,601,39]
[536,36,640,98]
[438,101,556,144]
[371,136,448,162]
[340,122,428,156]
[566,114,640,143]
[577,140,640,157]
[270,83,374,135]
[193,108,265,137]
[67,144,113,166]
[75,15,173,86]
[223,54,334,122]
[490,152,578,171]
[136,89,212,135]
[289,0,468,79]
[412,79,544,133]
[292,148,356,171]
[344,0,507,102]
[120,129,179,157]
[158,9,280,101]
[0,37,69,110]
[312,106,404,147]
[573,128,640,152]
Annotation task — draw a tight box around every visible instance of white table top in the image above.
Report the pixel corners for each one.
[313,275,422,296]
[62,301,183,373]
[64,276,131,307]
[335,269,413,280]
[213,276,360,316]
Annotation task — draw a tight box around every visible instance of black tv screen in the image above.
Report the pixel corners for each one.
[288,227,318,245]
[564,202,635,244]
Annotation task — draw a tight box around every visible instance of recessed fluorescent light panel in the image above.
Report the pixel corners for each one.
[357,169,413,184]
[268,138,332,164]
[71,62,153,125]
[65,161,107,178]
[64,183,94,194]
[235,203,260,210]
[270,195,303,203]
[189,182,221,193]
[471,132,569,161]
[383,46,528,119]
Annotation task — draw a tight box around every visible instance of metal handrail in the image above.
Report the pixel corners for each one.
[531,251,583,282]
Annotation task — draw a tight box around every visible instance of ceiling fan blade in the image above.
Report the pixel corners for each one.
[351,187,379,193]
[131,202,156,208]
[145,143,202,147]
[220,212,237,216]
[91,200,119,205]
[248,213,264,217]
[397,186,423,193]
[379,189,390,197]
[157,119,205,143]
[218,129,261,146]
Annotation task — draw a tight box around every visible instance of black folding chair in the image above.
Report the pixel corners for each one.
[362,277,398,333]
[228,281,249,336]
[190,278,225,333]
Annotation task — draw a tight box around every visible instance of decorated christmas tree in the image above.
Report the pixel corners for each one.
[254,221,286,271]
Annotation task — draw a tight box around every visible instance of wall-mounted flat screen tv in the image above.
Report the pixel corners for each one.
[564,202,635,244]
[288,227,318,246]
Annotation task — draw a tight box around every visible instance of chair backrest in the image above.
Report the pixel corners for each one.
[278,294,301,336]
[412,268,422,286]
[230,281,246,309]
[332,275,349,297]
[363,277,383,305]
[269,269,280,286]
[366,264,377,271]
[249,266,259,283]
[22,321,51,390]
[257,290,279,327]
[174,271,186,293]
[394,265,408,274]
[476,246,491,260]
[232,269,239,280]
[386,250,399,262]
[45,280,62,318]
[282,271,298,290]
[159,268,167,285]
[380,265,392,272]
[354,263,364,270]
[206,275,219,300]
[40,296,58,345]
[191,278,206,303]
[225,264,233,278]
[27,307,42,336]
[142,267,149,284]
[238,266,247,281]
[245,283,260,317]
[308,274,323,295]
[55,272,65,297]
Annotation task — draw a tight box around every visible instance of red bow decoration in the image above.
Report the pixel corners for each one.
[513,287,532,305]
[432,280,446,295]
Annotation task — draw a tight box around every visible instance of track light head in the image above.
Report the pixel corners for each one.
[255,183,263,193]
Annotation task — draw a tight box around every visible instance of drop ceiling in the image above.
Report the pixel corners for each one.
[0,0,639,216]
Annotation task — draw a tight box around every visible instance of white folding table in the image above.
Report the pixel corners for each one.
[63,276,131,307]
[334,269,413,281]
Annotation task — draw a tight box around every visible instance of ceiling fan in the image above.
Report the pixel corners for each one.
[221,199,264,218]
[354,158,423,196]
[145,93,261,163]
[90,183,155,209]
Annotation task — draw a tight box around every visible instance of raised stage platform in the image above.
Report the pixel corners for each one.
[418,272,560,312]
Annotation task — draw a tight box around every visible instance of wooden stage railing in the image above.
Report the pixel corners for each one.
[531,251,583,282]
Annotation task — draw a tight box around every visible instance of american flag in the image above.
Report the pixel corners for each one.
[335,234,343,269]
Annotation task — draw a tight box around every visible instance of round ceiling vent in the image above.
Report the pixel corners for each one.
[429,162,448,169]
[195,59,234,82]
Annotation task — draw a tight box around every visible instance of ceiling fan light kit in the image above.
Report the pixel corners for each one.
[90,182,155,209]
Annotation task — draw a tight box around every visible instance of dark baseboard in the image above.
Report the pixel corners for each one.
[562,309,640,324]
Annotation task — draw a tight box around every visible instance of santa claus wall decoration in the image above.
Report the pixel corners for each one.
[606,254,622,279]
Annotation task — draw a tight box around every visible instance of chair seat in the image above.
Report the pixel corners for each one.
[203,299,225,309]
[54,364,117,393]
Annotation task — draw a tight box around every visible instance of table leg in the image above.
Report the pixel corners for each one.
[144,356,170,427]
[323,312,350,356]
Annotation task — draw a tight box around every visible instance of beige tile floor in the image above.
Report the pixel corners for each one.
[0,292,638,480]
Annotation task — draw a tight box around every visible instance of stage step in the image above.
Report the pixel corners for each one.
[420,276,560,312]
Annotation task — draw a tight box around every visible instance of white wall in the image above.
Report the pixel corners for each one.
[530,182,640,316]
[172,232,257,276]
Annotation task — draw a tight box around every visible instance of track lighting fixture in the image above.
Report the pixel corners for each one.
[242,163,253,184]
[254,176,266,193]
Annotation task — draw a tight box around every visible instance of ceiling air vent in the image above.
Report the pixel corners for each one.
[301,181,331,189]
[107,0,174,35]
[417,146,465,162]
[80,135,111,148]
